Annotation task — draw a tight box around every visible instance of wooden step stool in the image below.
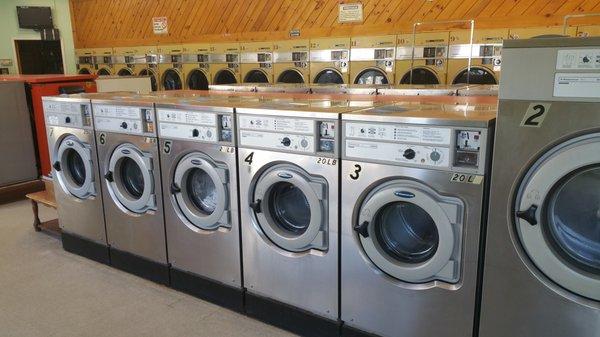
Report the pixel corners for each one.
[26,179,60,234]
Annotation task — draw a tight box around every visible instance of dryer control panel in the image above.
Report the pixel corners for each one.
[343,121,489,174]
[43,99,93,129]
[237,114,339,157]
[93,104,156,136]
[156,108,234,144]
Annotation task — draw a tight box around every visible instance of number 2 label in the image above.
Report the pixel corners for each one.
[521,103,551,128]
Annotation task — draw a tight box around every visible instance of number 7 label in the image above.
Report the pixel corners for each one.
[520,103,551,128]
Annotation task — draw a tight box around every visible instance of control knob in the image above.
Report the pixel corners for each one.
[65,117,71,124]
[192,129,199,137]
[403,148,416,160]
[430,150,441,162]
[120,122,128,129]
[281,137,291,147]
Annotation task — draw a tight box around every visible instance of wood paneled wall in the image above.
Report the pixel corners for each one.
[69,0,600,48]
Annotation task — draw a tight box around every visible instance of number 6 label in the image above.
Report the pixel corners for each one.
[520,103,551,128]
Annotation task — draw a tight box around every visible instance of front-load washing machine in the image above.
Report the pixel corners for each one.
[447,29,508,85]
[310,37,351,84]
[340,103,496,337]
[156,97,245,311]
[350,35,395,85]
[237,99,373,336]
[43,94,110,264]
[93,48,114,76]
[75,48,95,75]
[209,43,241,85]
[396,32,449,85]
[479,37,600,337]
[134,46,159,92]
[92,96,168,284]
[112,46,137,76]
[182,43,211,90]
[273,39,310,84]
[158,45,184,90]
[240,41,274,83]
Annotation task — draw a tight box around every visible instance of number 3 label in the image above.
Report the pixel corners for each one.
[521,103,551,128]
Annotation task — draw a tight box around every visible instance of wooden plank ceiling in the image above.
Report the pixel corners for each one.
[69,0,600,47]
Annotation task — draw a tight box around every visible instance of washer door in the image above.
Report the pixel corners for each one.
[171,153,230,230]
[354,68,388,85]
[314,69,344,84]
[54,135,95,199]
[355,181,463,283]
[105,144,155,213]
[187,69,209,90]
[277,69,305,83]
[399,67,439,85]
[117,68,133,76]
[162,68,183,90]
[139,68,158,91]
[452,67,497,84]
[515,133,600,301]
[214,69,238,84]
[244,69,269,83]
[250,164,328,252]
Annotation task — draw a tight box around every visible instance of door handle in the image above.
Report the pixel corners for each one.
[249,199,262,213]
[104,171,113,182]
[354,221,370,238]
[516,204,538,226]
[53,161,61,171]
[170,182,181,194]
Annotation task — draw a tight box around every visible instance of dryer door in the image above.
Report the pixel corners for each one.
[354,68,388,85]
[452,67,497,84]
[139,68,158,91]
[277,69,305,83]
[250,164,328,252]
[106,144,155,213]
[171,153,230,230]
[314,69,344,84]
[244,69,269,83]
[399,67,439,85]
[187,69,209,90]
[54,135,95,199]
[515,133,600,301]
[214,69,238,84]
[355,180,463,283]
[162,68,183,90]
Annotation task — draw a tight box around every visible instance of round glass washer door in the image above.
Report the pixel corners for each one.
[354,68,389,85]
[355,181,463,283]
[106,144,155,214]
[515,133,600,301]
[54,135,95,199]
[250,164,328,252]
[314,69,344,84]
[171,153,230,230]
[400,68,439,85]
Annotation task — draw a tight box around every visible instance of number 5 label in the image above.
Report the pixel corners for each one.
[520,103,551,128]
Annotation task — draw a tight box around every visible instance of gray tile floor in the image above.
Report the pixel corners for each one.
[0,200,295,337]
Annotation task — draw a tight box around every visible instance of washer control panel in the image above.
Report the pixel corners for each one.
[156,108,234,144]
[93,104,156,136]
[343,121,488,174]
[43,100,92,129]
[237,114,338,157]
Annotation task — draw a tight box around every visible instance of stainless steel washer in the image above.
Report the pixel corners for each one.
[479,37,600,337]
[237,99,373,336]
[43,95,110,264]
[340,103,496,337]
[92,96,168,284]
[156,97,246,311]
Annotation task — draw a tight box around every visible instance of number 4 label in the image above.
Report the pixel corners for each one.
[520,103,551,128]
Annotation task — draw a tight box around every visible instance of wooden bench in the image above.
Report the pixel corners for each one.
[26,180,60,234]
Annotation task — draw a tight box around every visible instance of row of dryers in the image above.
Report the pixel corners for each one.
[76,25,595,91]
[46,37,600,337]
[44,91,495,337]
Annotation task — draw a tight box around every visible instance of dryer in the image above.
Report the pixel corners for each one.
[479,37,600,337]
[310,37,350,84]
[93,48,114,76]
[273,39,310,84]
[509,26,577,40]
[396,32,449,85]
[112,47,137,76]
[75,49,95,75]
[448,29,508,85]
[350,35,395,85]
[340,102,496,337]
[209,43,241,85]
[182,43,211,90]
[43,95,110,264]
[156,96,245,310]
[240,41,274,83]
[134,46,159,92]
[158,45,184,90]
[577,24,600,37]
[92,95,168,284]
[237,99,374,336]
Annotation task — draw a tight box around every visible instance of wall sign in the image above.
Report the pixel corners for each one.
[152,17,168,35]
[339,3,363,23]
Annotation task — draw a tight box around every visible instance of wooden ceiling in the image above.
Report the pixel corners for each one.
[69,0,600,48]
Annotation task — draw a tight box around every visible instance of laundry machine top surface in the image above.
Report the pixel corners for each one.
[236,98,377,119]
[378,84,470,96]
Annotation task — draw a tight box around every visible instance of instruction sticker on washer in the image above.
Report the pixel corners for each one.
[556,49,600,70]
[238,115,314,133]
[345,122,451,145]
[157,109,216,126]
[554,73,600,98]
[94,105,141,119]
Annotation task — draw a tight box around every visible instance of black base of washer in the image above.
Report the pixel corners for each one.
[61,231,110,265]
[170,267,244,312]
[245,292,340,337]
[341,325,381,337]
[109,247,169,285]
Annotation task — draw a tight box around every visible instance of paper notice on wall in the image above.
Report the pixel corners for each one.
[338,3,363,23]
[554,73,600,98]
[152,17,168,35]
